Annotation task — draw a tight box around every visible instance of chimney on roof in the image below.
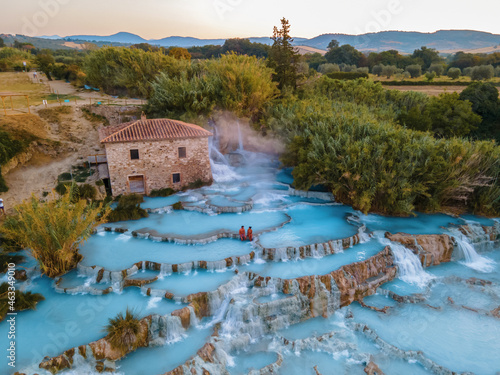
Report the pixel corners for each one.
[141,111,146,121]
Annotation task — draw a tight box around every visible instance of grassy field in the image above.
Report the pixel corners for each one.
[370,74,500,96]
[0,72,49,113]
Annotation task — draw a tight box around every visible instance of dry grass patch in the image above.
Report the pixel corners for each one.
[0,72,48,108]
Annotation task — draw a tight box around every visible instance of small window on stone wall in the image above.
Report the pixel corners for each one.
[178,147,186,158]
[130,149,139,160]
[172,173,181,184]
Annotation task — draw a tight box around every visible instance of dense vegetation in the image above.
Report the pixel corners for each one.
[0,282,45,321]
[148,53,278,120]
[274,103,497,216]
[1,189,110,277]
[84,46,187,97]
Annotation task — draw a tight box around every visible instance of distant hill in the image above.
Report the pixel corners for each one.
[303,30,500,53]
[295,45,327,56]
[65,34,306,48]
[3,30,500,53]
[65,32,147,44]
[62,30,500,53]
[0,34,131,50]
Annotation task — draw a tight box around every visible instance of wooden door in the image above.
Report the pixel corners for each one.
[128,175,145,194]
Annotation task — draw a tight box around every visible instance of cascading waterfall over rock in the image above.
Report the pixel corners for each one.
[453,236,495,272]
[378,234,434,287]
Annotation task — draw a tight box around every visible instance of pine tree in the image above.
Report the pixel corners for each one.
[267,18,299,91]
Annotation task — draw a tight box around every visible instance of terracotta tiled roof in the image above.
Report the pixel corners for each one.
[99,118,212,144]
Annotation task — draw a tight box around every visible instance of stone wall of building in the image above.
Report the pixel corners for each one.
[104,136,212,196]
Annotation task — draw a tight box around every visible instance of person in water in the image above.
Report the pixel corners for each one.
[247,226,253,241]
[239,226,246,241]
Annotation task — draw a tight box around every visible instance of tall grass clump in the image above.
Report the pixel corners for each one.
[105,308,143,355]
[0,189,110,277]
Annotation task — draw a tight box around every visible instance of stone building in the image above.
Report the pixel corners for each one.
[99,115,213,196]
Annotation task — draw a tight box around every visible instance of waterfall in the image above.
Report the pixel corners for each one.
[237,122,244,151]
[358,226,370,243]
[209,136,229,166]
[453,237,495,273]
[159,263,172,278]
[389,242,434,287]
[331,239,343,253]
[377,235,434,287]
[208,135,241,183]
[449,223,496,253]
[165,315,185,343]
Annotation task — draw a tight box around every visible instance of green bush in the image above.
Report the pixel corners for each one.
[58,172,72,182]
[405,64,422,78]
[78,184,97,200]
[447,67,461,80]
[148,53,278,119]
[425,72,436,82]
[182,179,210,191]
[0,253,24,273]
[0,47,33,72]
[84,46,187,97]
[471,65,495,81]
[172,202,183,210]
[0,283,44,321]
[149,187,175,197]
[107,194,148,222]
[325,72,369,80]
[55,182,97,201]
[318,63,340,74]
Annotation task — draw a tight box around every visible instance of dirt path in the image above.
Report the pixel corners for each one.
[2,105,105,210]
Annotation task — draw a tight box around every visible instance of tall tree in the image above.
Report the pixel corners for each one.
[35,49,55,80]
[325,42,363,66]
[459,82,500,141]
[412,46,441,70]
[267,18,299,91]
[0,37,5,48]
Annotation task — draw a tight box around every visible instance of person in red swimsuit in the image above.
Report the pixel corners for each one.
[247,227,253,241]
[239,226,246,241]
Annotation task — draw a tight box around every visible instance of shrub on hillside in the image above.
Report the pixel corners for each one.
[471,65,495,81]
[447,67,461,80]
[405,65,422,78]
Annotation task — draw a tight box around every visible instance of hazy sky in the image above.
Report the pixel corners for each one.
[2,0,500,39]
